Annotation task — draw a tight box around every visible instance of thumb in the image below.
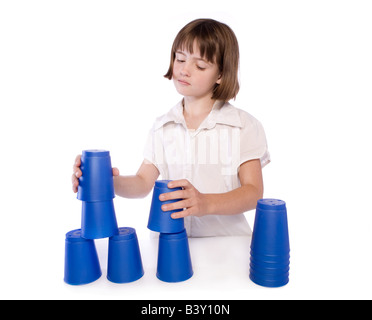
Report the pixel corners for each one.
[112,167,120,176]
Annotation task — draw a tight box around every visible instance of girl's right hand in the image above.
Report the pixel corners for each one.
[71,154,120,193]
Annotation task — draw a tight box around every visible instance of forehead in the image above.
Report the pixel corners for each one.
[176,48,207,62]
[177,40,201,55]
[175,38,216,63]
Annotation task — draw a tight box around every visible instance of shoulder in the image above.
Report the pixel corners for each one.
[222,102,263,129]
[152,100,184,131]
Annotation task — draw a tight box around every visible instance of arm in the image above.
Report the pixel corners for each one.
[114,160,160,198]
[207,159,263,215]
[160,159,263,218]
[72,155,159,199]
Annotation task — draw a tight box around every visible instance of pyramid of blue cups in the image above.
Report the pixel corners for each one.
[64,150,144,285]
[64,149,289,287]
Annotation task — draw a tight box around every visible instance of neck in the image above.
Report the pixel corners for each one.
[183,96,215,117]
[182,96,217,130]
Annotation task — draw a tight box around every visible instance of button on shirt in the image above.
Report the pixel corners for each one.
[144,100,270,237]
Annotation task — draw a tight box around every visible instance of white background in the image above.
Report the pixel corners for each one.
[1,0,371,300]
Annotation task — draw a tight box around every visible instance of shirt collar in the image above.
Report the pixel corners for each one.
[154,99,243,131]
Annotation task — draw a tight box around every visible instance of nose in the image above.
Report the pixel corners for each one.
[180,62,191,77]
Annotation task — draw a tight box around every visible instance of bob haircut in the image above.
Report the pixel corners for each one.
[164,19,240,101]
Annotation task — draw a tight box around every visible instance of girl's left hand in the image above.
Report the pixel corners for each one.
[159,179,208,219]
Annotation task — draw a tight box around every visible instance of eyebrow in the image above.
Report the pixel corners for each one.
[176,50,208,63]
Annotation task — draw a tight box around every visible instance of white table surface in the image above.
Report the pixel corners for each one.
[1,226,371,300]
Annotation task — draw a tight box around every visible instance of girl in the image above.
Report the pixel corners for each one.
[72,19,270,237]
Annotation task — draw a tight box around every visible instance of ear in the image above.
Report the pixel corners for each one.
[216,74,222,85]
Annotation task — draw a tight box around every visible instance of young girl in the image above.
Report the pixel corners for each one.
[72,19,270,237]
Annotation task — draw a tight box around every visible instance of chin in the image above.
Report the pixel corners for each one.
[174,85,190,96]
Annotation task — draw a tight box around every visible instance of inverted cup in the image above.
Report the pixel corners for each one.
[107,227,144,283]
[77,150,115,202]
[81,200,119,239]
[156,229,193,283]
[64,229,102,285]
[250,199,290,256]
[249,199,290,288]
[147,180,184,233]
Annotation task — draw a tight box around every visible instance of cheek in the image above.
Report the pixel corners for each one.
[201,73,219,87]
[172,63,181,77]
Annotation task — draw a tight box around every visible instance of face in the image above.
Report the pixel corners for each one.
[172,42,221,100]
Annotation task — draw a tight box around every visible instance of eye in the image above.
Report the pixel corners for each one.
[197,65,206,70]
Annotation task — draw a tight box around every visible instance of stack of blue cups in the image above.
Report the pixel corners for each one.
[249,199,290,288]
[64,149,144,285]
[148,180,193,282]
[77,150,119,239]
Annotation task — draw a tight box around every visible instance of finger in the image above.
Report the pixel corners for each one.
[74,154,81,166]
[74,168,82,178]
[72,155,81,172]
[71,174,77,184]
[167,179,191,189]
[112,167,120,176]
[159,190,184,201]
[161,199,191,212]
[71,174,80,186]
[71,175,79,193]
[171,208,192,219]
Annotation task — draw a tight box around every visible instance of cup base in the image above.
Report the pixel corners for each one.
[249,273,289,288]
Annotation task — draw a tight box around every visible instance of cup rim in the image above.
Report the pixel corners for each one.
[82,150,110,158]
[159,229,187,240]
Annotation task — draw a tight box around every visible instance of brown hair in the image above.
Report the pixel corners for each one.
[164,19,240,101]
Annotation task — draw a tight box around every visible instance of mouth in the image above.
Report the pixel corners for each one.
[177,79,191,86]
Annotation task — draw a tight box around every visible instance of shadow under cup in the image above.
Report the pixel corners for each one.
[249,199,290,288]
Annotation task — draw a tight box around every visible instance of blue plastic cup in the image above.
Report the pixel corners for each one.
[107,227,144,283]
[77,150,115,202]
[147,180,184,233]
[81,199,119,239]
[64,229,102,285]
[249,199,290,288]
[156,229,193,283]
